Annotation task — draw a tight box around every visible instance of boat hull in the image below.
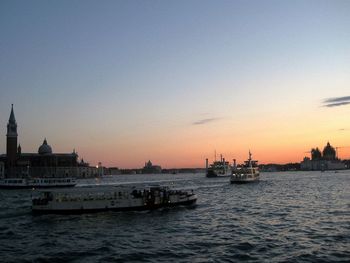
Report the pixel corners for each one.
[230,172,260,184]
[230,178,259,184]
[0,184,76,189]
[0,178,76,189]
[206,169,231,178]
[32,195,197,214]
[32,197,197,214]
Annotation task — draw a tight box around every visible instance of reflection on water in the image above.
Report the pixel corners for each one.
[0,171,349,262]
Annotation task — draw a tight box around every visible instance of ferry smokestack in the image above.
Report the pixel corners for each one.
[205,158,208,170]
[233,159,236,168]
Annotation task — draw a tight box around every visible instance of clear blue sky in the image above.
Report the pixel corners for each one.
[1,0,349,167]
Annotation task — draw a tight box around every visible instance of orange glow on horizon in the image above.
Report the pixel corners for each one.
[77,137,350,169]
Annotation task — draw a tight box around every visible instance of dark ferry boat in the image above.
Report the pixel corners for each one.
[32,186,197,214]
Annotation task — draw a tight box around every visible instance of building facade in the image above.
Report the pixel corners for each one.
[77,159,99,178]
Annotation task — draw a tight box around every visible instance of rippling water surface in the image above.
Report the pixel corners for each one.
[1,171,349,262]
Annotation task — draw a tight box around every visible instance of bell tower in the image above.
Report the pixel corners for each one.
[6,104,18,167]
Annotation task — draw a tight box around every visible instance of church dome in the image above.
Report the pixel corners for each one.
[38,138,52,155]
[323,142,336,160]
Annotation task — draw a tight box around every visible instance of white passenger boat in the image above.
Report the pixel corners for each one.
[230,151,259,184]
[0,177,77,189]
[32,186,197,214]
[206,154,232,177]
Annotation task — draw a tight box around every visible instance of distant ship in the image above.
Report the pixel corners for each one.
[32,185,197,214]
[206,154,232,177]
[230,151,259,184]
[0,177,76,189]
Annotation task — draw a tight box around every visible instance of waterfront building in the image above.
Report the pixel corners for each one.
[142,160,162,174]
[0,105,79,178]
[108,167,121,175]
[77,159,98,178]
[300,142,346,170]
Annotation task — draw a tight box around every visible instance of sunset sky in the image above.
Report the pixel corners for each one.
[1,0,349,168]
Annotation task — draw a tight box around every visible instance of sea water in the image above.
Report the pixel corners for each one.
[0,171,349,262]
